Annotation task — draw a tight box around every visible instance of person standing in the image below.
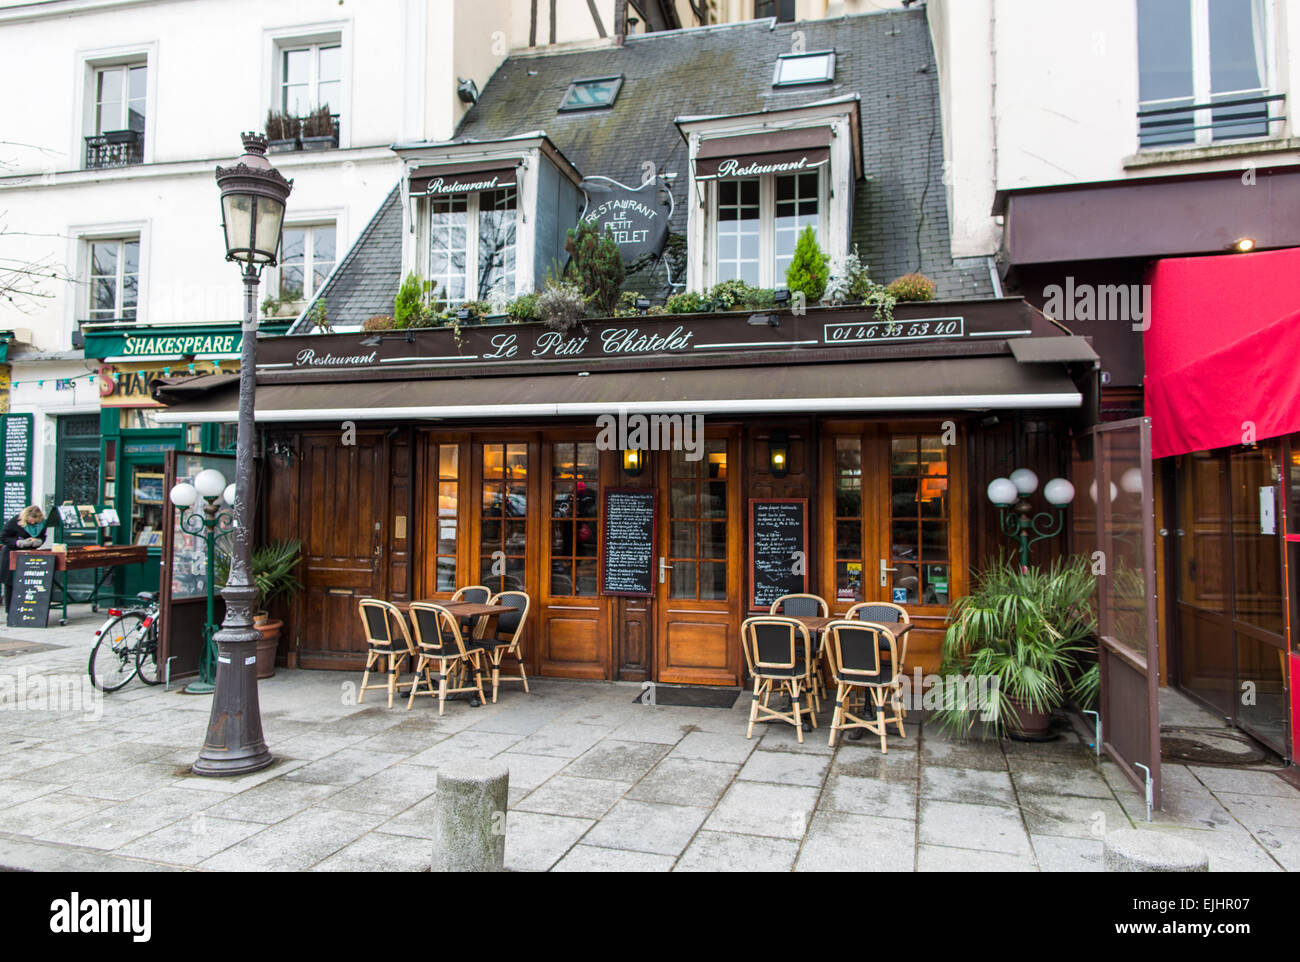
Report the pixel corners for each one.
[1,505,49,613]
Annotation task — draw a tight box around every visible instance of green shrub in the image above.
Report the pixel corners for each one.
[536,276,586,332]
[506,293,538,323]
[362,314,395,331]
[665,290,708,314]
[564,220,624,318]
[784,225,829,302]
[887,272,937,302]
[394,273,440,328]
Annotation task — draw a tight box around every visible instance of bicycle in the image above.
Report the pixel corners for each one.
[88,592,163,692]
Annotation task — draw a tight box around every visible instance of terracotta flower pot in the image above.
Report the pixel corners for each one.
[253,619,282,679]
[1004,695,1054,740]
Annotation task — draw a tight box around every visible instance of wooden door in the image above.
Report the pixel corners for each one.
[537,437,608,678]
[820,423,968,676]
[654,431,743,686]
[297,431,390,669]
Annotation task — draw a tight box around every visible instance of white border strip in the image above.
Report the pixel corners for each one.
[154,391,1082,423]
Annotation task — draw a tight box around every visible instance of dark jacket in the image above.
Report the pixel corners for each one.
[0,514,50,582]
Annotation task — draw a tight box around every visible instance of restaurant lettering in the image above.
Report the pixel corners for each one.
[478,326,693,361]
[294,348,379,367]
[424,175,503,194]
[715,155,820,178]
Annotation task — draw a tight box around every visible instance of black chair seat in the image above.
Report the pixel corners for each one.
[753,659,807,680]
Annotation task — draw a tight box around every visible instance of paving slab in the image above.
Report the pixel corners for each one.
[516,774,632,819]
[1031,834,1104,872]
[581,799,709,856]
[920,737,1006,772]
[796,810,915,871]
[564,739,672,782]
[36,786,220,850]
[553,845,676,872]
[502,810,594,871]
[321,763,442,815]
[704,781,819,839]
[738,748,830,787]
[199,778,342,825]
[921,766,1016,807]
[1018,792,1131,840]
[509,721,612,759]
[312,830,432,872]
[917,844,1036,871]
[627,757,739,808]
[674,830,800,872]
[116,814,267,866]
[199,807,377,871]
[819,773,916,818]
[1214,791,1300,831]
[919,799,1032,856]
[1009,763,1113,800]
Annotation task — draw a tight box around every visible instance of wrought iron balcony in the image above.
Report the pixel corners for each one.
[1138,92,1286,149]
[84,129,143,169]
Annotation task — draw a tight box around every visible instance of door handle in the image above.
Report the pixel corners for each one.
[880,559,898,587]
[659,557,673,584]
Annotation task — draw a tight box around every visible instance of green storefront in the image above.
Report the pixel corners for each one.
[82,322,289,599]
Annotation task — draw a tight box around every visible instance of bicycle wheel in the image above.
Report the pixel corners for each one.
[135,621,162,686]
[89,612,144,692]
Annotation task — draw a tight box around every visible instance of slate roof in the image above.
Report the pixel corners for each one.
[298,9,992,331]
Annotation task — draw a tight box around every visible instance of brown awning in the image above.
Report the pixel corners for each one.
[409,159,518,196]
[154,355,1081,424]
[695,127,832,181]
[1008,336,1099,364]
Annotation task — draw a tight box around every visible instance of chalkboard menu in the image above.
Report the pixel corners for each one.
[749,499,808,610]
[600,488,657,597]
[1,414,31,522]
[8,552,54,628]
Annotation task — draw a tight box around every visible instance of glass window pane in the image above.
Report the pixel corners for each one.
[92,277,117,314]
[91,242,116,277]
[284,48,311,85]
[439,444,458,480]
[671,521,696,557]
[551,560,573,596]
[1139,0,1194,102]
[701,522,727,558]
[835,520,861,559]
[670,561,697,599]
[835,437,861,475]
[317,44,342,83]
[279,266,304,301]
[575,559,598,596]
[891,437,919,473]
[316,81,341,115]
[122,240,139,274]
[478,188,516,301]
[1209,0,1266,94]
[835,477,861,518]
[96,68,123,132]
[700,562,726,601]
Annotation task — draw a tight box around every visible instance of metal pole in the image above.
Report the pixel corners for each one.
[192,266,272,776]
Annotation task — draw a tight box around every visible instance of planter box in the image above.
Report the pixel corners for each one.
[268,137,299,154]
[300,134,337,151]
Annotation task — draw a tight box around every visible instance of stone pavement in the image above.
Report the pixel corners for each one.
[0,607,1298,871]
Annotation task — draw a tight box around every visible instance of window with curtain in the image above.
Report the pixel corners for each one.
[714,171,822,288]
[1138,0,1272,147]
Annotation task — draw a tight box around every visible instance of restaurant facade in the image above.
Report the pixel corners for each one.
[157,12,1101,686]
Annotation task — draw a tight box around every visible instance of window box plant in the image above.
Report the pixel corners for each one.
[300,105,338,151]
[265,109,301,153]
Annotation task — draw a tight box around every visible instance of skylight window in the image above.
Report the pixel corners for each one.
[773,51,836,87]
[559,75,623,112]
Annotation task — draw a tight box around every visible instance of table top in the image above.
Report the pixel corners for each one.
[785,615,913,636]
[394,600,503,618]
[11,545,149,571]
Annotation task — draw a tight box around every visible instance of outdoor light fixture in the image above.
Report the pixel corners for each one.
[747,313,779,327]
[457,307,472,321]
[769,430,790,478]
[987,467,1075,570]
[773,288,791,306]
[623,448,644,477]
[1232,237,1256,253]
[360,330,416,348]
[457,78,479,104]
[635,296,650,314]
[195,132,293,777]
[169,469,236,696]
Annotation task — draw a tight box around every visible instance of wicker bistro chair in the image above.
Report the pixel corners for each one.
[406,602,487,714]
[846,601,911,716]
[770,594,830,707]
[357,599,418,709]
[740,616,818,744]
[475,591,531,703]
[451,585,493,639]
[822,619,906,751]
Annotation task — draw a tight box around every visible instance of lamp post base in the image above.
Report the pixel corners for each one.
[191,621,272,777]
[182,681,215,695]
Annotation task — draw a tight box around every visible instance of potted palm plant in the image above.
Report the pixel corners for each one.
[935,556,1096,739]
[218,538,302,678]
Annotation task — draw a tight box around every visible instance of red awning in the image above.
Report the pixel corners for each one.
[695,128,831,180]
[1145,248,1300,458]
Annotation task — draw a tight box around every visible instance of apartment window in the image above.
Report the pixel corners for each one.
[281,42,341,117]
[713,171,822,288]
[278,224,336,303]
[85,63,146,168]
[558,75,623,112]
[756,0,796,22]
[1138,0,1277,147]
[87,238,139,321]
[427,188,517,306]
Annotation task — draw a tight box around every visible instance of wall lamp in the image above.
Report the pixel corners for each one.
[773,288,791,307]
[768,430,789,478]
[1230,237,1257,253]
[623,448,645,477]
[747,313,779,327]
[987,468,1075,570]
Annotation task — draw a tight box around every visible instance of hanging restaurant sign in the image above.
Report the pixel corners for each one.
[409,160,519,196]
[694,127,832,181]
[578,175,672,263]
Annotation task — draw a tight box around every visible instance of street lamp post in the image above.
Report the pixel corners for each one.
[986,468,1076,572]
[169,469,235,695]
[192,133,292,777]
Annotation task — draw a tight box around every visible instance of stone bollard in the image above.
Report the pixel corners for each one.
[1103,829,1209,872]
[432,758,509,872]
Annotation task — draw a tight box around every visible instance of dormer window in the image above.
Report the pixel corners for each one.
[559,75,623,112]
[773,51,836,87]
